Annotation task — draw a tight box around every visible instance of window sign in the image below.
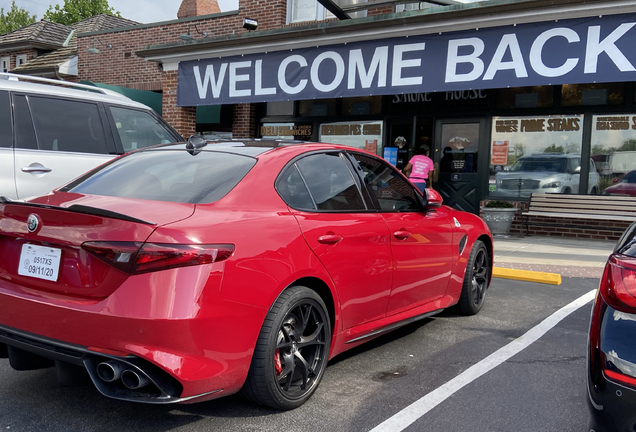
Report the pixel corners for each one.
[319,120,383,155]
[489,115,587,198]
[261,123,313,140]
[591,114,636,196]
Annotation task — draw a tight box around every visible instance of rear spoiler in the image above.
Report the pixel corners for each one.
[0,197,156,226]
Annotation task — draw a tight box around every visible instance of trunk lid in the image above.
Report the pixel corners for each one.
[0,192,195,298]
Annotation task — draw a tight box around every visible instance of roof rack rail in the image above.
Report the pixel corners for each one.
[0,72,128,99]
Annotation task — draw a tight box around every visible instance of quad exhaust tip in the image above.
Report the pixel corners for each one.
[121,369,150,389]
[96,361,125,382]
[96,360,150,389]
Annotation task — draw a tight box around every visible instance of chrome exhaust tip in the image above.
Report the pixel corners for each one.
[121,369,150,389]
[96,361,125,382]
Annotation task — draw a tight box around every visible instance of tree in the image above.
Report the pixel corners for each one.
[0,1,36,35]
[618,139,636,152]
[44,0,120,26]
[544,143,564,154]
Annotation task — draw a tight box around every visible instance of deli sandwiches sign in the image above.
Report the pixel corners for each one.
[178,13,636,106]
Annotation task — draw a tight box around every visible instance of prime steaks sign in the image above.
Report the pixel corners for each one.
[178,13,636,106]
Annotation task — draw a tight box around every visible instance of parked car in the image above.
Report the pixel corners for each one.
[588,222,636,430]
[0,139,492,409]
[494,154,601,197]
[0,73,182,200]
[603,170,636,196]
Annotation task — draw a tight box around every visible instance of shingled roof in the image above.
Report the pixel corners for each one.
[11,14,139,77]
[0,20,72,49]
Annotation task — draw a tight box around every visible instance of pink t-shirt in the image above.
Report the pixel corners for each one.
[409,155,434,182]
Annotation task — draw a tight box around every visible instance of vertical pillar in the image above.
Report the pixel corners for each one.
[232,103,256,138]
[162,70,196,139]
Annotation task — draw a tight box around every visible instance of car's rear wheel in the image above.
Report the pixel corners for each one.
[562,187,572,194]
[241,286,331,410]
[458,240,490,315]
[591,186,599,195]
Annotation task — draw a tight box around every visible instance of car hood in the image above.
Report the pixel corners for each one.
[496,171,568,181]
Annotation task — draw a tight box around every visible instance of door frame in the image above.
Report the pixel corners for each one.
[433,117,491,213]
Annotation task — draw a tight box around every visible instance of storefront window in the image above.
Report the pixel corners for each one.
[298,99,337,117]
[319,120,383,156]
[439,123,480,174]
[561,83,625,106]
[496,86,553,109]
[591,114,636,196]
[341,96,382,116]
[489,115,585,198]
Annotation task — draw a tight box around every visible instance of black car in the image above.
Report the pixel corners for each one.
[588,222,636,431]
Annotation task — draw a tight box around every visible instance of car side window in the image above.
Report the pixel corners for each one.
[28,96,109,154]
[13,95,37,150]
[350,153,422,212]
[0,91,11,148]
[109,106,176,152]
[276,164,316,210]
[295,153,367,212]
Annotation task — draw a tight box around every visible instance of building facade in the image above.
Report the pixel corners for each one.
[33,0,636,220]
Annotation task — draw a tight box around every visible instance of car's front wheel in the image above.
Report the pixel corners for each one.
[458,240,490,315]
[241,286,331,410]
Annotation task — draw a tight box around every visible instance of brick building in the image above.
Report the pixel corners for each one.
[7,0,636,238]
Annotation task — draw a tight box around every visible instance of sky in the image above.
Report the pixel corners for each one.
[8,0,478,24]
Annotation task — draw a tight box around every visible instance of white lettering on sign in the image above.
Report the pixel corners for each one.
[585,23,636,73]
[530,28,580,77]
[483,34,528,80]
[279,55,308,94]
[445,37,485,83]
[229,61,251,97]
[255,60,276,95]
[194,64,227,99]
[392,43,425,86]
[348,46,388,89]
[311,51,346,93]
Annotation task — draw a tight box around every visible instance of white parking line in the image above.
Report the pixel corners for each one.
[369,289,597,432]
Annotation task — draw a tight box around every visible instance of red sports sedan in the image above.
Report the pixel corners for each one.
[0,138,492,409]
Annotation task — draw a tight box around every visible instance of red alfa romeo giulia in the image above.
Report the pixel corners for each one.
[0,138,492,409]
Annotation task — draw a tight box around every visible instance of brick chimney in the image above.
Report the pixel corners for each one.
[177,0,221,19]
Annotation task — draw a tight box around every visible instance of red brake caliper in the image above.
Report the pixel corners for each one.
[274,349,283,375]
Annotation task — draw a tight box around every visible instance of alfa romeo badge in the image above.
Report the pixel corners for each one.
[26,214,39,233]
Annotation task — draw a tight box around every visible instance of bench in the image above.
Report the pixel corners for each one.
[523,193,636,237]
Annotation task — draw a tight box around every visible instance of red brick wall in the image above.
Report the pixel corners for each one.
[368,6,393,16]
[0,49,36,71]
[232,103,256,138]
[163,70,196,138]
[178,0,221,19]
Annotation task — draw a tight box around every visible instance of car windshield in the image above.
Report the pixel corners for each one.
[620,171,636,184]
[65,150,256,204]
[509,158,568,173]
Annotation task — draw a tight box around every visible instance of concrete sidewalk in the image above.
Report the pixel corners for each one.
[493,236,616,279]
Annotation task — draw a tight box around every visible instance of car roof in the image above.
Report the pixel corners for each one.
[0,77,152,111]
[142,140,358,158]
[523,154,579,158]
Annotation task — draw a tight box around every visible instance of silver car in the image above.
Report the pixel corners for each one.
[0,73,182,200]
[494,154,601,198]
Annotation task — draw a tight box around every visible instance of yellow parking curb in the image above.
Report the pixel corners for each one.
[493,267,562,285]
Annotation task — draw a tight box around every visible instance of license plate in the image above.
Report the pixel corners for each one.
[18,244,62,282]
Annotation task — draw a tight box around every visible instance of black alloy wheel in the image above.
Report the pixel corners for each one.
[458,240,490,315]
[241,286,331,410]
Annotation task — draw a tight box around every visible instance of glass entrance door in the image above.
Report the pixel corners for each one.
[434,118,489,214]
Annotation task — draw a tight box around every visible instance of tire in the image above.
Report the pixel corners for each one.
[241,286,331,410]
[562,187,572,194]
[458,240,490,315]
[591,187,598,195]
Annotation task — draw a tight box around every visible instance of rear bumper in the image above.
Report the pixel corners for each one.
[0,264,267,403]
[588,372,636,432]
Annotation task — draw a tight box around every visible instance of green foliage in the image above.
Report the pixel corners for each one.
[592,145,611,155]
[0,1,36,35]
[618,139,636,152]
[544,144,564,154]
[44,0,120,25]
[484,200,514,209]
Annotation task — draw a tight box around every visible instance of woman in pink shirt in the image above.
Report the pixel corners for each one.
[404,146,434,193]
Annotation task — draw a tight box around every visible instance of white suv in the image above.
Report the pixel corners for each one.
[0,73,182,200]
[495,154,601,198]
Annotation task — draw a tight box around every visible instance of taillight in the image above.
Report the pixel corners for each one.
[82,242,143,273]
[604,368,636,389]
[83,242,234,275]
[601,254,636,314]
[133,243,234,274]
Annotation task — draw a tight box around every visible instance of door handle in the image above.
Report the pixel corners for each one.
[393,230,411,240]
[317,234,343,245]
[22,165,52,174]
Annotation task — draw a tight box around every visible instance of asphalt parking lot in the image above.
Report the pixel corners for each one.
[0,276,597,432]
